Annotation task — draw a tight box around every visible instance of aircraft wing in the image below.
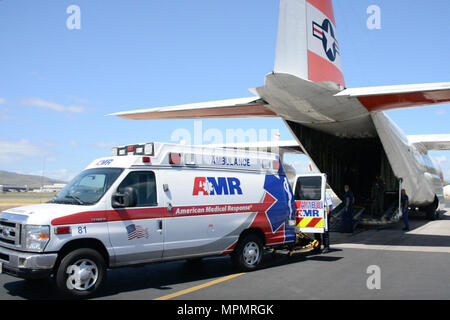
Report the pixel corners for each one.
[108,97,277,120]
[408,134,450,151]
[201,140,303,154]
[335,82,450,112]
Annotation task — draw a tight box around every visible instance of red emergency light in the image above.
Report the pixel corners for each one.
[169,153,182,165]
[273,160,281,170]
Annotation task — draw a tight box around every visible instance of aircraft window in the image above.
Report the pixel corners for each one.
[118,171,157,207]
[294,176,321,201]
[413,149,425,166]
[421,154,435,172]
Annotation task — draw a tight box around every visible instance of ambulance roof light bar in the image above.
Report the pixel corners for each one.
[112,143,154,157]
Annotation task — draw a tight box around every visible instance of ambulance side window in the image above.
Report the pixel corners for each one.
[117,171,157,207]
[294,176,321,201]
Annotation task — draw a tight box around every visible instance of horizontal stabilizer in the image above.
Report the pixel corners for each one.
[108,97,277,120]
[336,82,450,112]
[408,134,450,151]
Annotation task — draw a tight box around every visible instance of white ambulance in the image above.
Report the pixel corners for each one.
[0,142,298,297]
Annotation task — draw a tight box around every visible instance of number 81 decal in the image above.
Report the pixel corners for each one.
[77,226,87,234]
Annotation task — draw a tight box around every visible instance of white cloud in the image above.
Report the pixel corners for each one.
[41,140,58,148]
[0,139,48,164]
[47,169,70,181]
[28,168,75,182]
[29,170,44,176]
[66,95,89,105]
[91,142,117,149]
[0,98,6,105]
[70,141,80,148]
[21,98,85,113]
[0,108,11,121]
[435,156,448,164]
[435,109,447,116]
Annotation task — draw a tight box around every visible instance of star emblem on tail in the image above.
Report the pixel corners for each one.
[312,19,340,62]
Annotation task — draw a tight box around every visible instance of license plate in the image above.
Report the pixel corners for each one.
[0,262,3,274]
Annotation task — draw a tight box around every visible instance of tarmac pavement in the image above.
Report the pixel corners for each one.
[0,203,449,300]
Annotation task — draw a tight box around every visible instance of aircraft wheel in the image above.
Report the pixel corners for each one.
[425,197,439,221]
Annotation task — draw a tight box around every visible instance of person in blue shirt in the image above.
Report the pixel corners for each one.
[322,191,333,253]
[401,189,410,231]
[315,191,334,253]
[342,185,355,233]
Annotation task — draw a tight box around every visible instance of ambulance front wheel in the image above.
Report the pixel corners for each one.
[231,233,263,271]
[55,248,107,298]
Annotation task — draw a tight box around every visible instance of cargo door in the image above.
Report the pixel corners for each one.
[293,174,326,233]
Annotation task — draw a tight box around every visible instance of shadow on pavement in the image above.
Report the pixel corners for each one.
[10,206,445,299]
[3,248,338,300]
[333,209,450,248]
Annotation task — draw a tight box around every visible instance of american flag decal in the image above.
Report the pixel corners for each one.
[126,224,149,240]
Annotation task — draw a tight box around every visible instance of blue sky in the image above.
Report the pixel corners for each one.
[0,0,449,182]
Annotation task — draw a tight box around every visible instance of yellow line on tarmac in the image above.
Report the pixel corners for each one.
[154,273,246,300]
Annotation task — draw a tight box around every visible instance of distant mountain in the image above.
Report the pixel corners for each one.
[0,170,67,190]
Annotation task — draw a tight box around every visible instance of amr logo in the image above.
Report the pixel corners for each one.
[192,177,243,196]
[312,19,340,62]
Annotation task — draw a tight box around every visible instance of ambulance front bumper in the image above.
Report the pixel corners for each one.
[0,246,57,279]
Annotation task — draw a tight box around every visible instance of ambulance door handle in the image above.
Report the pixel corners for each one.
[157,220,163,232]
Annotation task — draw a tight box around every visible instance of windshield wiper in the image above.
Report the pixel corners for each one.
[65,195,85,205]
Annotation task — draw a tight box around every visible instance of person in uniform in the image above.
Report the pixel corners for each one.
[371,175,385,217]
[314,190,333,253]
[342,185,355,233]
[322,191,333,253]
[401,189,410,231]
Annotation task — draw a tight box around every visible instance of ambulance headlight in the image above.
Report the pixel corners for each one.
[22,225,50,252]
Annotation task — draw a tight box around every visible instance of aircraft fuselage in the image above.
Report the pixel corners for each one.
[258,73,444,209]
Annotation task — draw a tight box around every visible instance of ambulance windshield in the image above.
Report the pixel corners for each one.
[294,176,322,201]
[50,168,123,205]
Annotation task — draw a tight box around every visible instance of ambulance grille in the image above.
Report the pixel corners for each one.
[0,221,21,247]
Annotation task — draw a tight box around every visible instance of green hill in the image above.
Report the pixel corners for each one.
[0,170,67,190]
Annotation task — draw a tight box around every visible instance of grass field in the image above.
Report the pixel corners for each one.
[0,192,57,212]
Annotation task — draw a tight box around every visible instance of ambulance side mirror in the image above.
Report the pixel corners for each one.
[112,187,138,208]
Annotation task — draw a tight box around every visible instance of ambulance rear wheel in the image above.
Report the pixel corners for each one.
[55,248,107,298]
[231,234,263,271]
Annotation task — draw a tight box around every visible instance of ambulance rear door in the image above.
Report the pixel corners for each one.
[293,174,327,234]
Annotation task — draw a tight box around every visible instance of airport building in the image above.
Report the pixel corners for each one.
[33,183,67,193]
[0,184,29,193]
[444,185,450,199]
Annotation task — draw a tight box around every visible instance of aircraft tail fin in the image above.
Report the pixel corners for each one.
[274,0,345,87]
